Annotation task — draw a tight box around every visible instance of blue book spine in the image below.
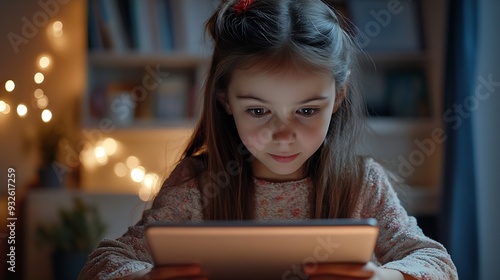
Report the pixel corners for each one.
[157,0,174,52]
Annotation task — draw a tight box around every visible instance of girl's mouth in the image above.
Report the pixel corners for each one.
[270,153,299,163]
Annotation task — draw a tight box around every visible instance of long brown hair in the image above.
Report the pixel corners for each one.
[180,0,366,220]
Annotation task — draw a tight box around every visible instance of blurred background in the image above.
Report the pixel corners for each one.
[0,0,498,279]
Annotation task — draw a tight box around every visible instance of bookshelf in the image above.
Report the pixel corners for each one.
[84,51,208,129]
[80,0,215,194]
[327,0,448,196]
[82,0,448,214]
[84,0,215,130]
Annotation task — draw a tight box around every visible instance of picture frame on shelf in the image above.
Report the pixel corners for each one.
[347,0,424,53]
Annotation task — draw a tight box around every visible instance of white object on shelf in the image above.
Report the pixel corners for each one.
[106,91,135,125]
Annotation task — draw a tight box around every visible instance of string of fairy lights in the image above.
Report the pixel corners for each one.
[1,20,160,201]
[79,137,162,202]
[1,59,53,122]
[0,21,63,121]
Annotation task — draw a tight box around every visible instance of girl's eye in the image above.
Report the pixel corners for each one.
[246,108,270,117]
[297,108,320,117]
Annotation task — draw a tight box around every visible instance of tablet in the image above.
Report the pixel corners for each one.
[145,219,378,280]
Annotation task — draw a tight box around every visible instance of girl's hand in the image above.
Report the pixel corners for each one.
[303,262,407,280]
[125,264,206,280]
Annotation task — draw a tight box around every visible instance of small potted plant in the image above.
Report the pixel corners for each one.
[37,196,107,280]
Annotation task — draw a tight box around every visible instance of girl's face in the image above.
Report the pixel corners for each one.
[222,64,342,182]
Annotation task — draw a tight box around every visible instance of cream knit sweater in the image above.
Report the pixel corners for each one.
[79,158,458,280]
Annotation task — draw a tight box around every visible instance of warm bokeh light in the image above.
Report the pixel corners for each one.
[126,156,140,169]
[53,21,63,37]
[114,162,128,177]
[39,56,51,69]
[34,89,44,99]
[143,173,159,189]
[53,21,63,32]
[102,138,118,155]
[131,166,146,183]
[80,143,98,170]
[41,109,52,123]
[37,96,49,109]
[94,146,108,165]
[0,101,6,113]
[139,187,152,201]
[34,72,45,84]
[17,104,27,117]
[96,156,108,165]
[5,80,15,92]
[2,103,11,114]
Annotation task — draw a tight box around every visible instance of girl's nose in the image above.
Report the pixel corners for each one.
[271,117,296,145]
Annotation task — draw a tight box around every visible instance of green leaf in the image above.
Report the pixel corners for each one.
[35,196,107,253]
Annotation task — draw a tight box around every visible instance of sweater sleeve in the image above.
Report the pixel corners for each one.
[357,159,458,280]
[78,158,204,280]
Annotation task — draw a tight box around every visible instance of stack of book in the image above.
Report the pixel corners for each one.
[88,0,217,55]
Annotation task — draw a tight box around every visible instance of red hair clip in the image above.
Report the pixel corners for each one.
[234,0,255,15]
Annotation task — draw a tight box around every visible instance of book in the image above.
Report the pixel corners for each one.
[169,0,217,55]
[156,0,174,51]
[99,0,128,51]
[153,73,190,120]
[116,0,135,49]
[148,0,161,51]
[87,0,104,50]
[130,0,155,52]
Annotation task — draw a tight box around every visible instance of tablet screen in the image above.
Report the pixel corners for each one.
[146,219,378,280]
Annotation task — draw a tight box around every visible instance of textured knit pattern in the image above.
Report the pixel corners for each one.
[78,158,458,280]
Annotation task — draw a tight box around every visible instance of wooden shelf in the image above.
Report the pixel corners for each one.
[88,52,208,69]
[366,117,440,135]
[83,118,198,131]
[100,126,195,142]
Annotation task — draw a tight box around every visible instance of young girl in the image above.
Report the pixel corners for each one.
[80,0,458,279]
